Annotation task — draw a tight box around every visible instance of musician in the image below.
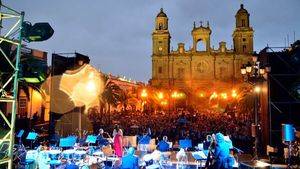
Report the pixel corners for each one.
[214,132,233,169]
[138,130,151,157]
[121,147,138,169]
[176,148,188,164]
[204,135,213,150]
[50,130,60,147]
[78,130,88,146]
[157,136,170,152]
[113,128,123,157]
[97,128,109,146]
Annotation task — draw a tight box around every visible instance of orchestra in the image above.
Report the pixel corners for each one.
[14,129,244,169]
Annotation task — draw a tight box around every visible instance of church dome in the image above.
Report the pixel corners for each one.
[157,8,167,17]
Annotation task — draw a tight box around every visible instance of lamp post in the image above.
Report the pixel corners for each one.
[171,91,179,111]
[140,89,148,112]
[240,55,271,160]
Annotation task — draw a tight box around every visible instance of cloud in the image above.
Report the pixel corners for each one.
[4,0,300,81]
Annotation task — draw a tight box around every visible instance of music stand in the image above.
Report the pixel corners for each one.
[17,130,24,138]
[179,139,192,149]
[192,151,207,168]
[138,135,151,153]
[16,130,24,144]
[26,132,38,149]
[59,137,76,148]
[138,135,151,144]
[86,135,97,144]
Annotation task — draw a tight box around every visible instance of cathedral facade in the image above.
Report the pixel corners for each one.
[150,5,254,92]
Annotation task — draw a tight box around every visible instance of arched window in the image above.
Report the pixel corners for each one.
[243,45,247,52]
[196,40,206,51]
[242,19,245,27]
[158,23,163,30]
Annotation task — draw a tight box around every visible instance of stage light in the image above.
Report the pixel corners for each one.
[254,86,261,93]
[22,22,54,42]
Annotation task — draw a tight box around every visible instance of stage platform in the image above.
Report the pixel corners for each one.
[239,161,289,169]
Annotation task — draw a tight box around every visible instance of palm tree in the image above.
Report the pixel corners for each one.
[99,74,124,123]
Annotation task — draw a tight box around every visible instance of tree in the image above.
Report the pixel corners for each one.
[99,74,124,123]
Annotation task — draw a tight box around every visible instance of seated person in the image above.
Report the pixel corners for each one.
[138,132,151,154]
[138,131,151,144]
[157,136,170,152]
[121,147,139,169]
[97,128,109,146]
[176,148,188,163]
[203,135,212,150]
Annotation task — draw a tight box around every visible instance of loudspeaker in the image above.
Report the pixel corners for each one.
[281,124,295,142]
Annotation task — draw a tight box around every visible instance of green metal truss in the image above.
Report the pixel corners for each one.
[0,2,24,168]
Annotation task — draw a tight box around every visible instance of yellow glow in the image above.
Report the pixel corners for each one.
[160,100,168,105]
[255,160,270,167]
[48,64,104,114]
[141,89,148,98]
[231,90,237,98]
[171,91,178,98]
[158,92,164,100]
[254,86,261,93]
[210,92,218,100]
[86,81,96,92]
[220,93,228,100]
[199,93,205,97]
[88,72,94,78]
[171,91,185,99]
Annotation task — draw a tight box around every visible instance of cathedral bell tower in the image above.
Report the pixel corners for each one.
[152,8,171,55]
[233,4,254,54]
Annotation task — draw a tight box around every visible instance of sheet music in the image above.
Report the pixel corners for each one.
[192,151,207,160]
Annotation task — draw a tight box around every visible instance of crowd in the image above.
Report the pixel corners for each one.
[89,108,253,153]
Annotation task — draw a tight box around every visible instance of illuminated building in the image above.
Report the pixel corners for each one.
[17,47,48,119]
[150,5,254,92]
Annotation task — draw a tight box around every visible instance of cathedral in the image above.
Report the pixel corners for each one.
[150,4,254,93]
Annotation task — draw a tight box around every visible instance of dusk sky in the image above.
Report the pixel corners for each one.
[6,0,300,82]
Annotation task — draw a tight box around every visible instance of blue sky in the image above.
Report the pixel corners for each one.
[5,0,300,82]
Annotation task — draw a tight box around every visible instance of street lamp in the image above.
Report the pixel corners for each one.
[240,56,271,160]
[140,89,148,112]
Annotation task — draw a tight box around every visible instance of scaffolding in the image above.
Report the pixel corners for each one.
[0,2,23,168]
[262,45,300,146]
